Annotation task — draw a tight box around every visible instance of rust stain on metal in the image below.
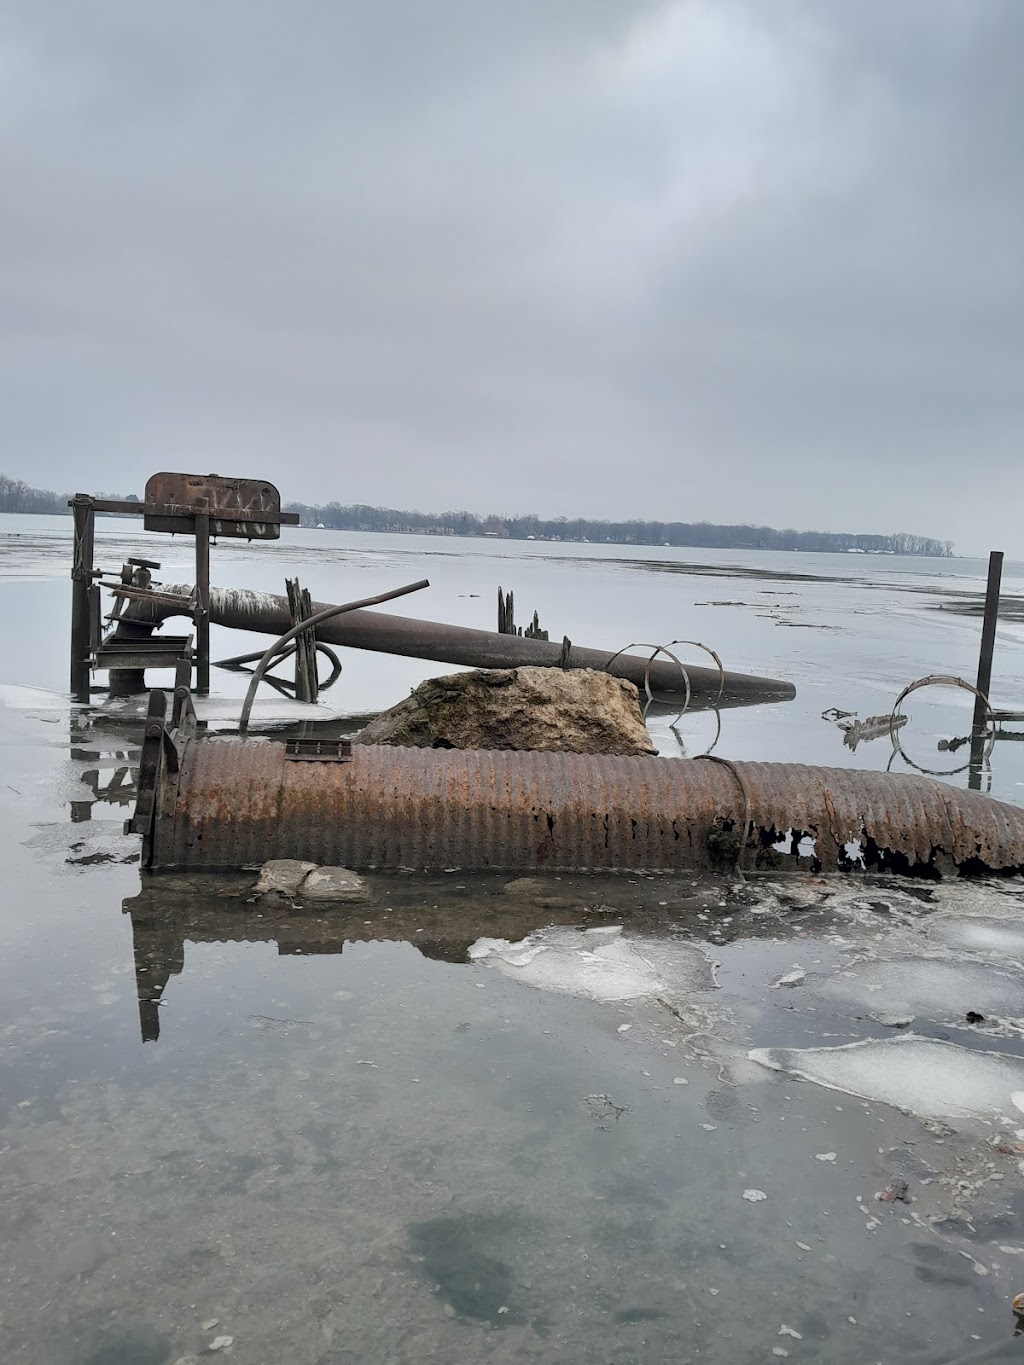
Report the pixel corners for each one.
[143,743,1024,877]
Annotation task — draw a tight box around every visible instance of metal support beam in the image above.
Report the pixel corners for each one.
[194,510,211,695]
[970,549,1003,791]
[70,495,96,700]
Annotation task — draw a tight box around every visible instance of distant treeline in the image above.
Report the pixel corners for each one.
[284,501,955,557]
[0,474,72,515]
[0,474,139,516]
[0,474,953,556]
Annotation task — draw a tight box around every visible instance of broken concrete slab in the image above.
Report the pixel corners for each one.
[299,866,370,903]
[351,666,658,755]
[253,859,317,897]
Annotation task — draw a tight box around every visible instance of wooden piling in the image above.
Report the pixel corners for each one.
[194,510,211,695]
[70,495,96,700]
[285,578,319,703]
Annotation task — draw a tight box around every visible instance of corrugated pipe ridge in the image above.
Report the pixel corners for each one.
[151,743,1024,877]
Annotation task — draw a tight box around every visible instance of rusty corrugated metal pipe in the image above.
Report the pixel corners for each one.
[139,738,1024,878]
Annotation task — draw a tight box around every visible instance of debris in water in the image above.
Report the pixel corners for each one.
[966,1010,986,1024]
[876,1177,911,1204]
[778,1324,803,1339]
[253,859,317,898]
[869,1011,914,1029]
[770,967,806,989]
[742,1188,768,1203]
[201,1319,219,1331]
[582,1093,629,1129]
[208,1338,234,1352]
[749,1036,1024,1122]
[814,1152,837,1163]
[300,865,369,902]
[673,1076,689,1085]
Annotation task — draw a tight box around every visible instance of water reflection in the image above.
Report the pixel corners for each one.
[68,712,137,824]
[122,874,603,1043]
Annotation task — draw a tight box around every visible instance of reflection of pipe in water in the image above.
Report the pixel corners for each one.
[122,876,607,1043]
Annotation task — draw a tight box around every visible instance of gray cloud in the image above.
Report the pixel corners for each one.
[1,0,1021,552]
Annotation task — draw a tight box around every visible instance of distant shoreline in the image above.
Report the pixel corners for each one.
[0,473,954,557]
[282,501,954,558]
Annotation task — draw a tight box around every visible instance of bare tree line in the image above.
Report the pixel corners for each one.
[0,475,140,516]
[0,475,954,556]
[284,500,955,557]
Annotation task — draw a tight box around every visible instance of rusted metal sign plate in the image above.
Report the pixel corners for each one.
[143,472,298,539]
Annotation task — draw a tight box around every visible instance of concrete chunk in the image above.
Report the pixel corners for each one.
[254,859,317,897]
[352,666,657,754]
[300,866,369,902]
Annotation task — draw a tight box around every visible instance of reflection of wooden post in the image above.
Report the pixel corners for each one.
[70,495,96,700]
[194,509,210,695]
[969,550,1003,790]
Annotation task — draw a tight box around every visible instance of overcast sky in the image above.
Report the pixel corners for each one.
[2,1,1021,553]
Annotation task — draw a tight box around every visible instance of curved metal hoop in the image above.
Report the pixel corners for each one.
[888,673,996,777]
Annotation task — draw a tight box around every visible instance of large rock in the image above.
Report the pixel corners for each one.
[352,667,657,755]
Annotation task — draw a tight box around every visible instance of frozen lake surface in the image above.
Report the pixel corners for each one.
[2,517,1024,1363]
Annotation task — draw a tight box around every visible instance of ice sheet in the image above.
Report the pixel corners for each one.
[820,957,1024,1021]
[469,925,716,1003]
[749,1035,1024,1121]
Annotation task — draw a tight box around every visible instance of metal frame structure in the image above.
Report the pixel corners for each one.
[69,472,298,700]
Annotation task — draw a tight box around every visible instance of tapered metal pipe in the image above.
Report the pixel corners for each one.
[122,583,796,708]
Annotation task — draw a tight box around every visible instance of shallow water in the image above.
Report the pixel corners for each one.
[3,520,1024,1362]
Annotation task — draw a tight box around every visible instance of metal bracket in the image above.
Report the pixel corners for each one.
[126,660,197,867]
[284,738,352,763]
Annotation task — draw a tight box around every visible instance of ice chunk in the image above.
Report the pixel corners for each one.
[770,967,806,989]
[821,958,1024,1022]
[930,917,1024,959]
[869,1011,914,1028]
[466,926,714,1004]
[749,1036,1024,1122]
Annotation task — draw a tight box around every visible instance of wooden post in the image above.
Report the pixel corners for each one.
[194,509,211,695]
[285,577,319,703]
[70,495,96,700]
[301,585,318,702]
[969,549,1003,790]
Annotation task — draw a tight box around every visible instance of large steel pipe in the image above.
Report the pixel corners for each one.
[143,740,1024,877]
[124,584,796,708]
